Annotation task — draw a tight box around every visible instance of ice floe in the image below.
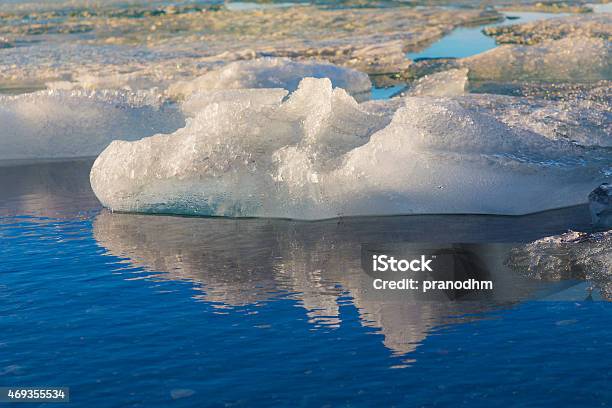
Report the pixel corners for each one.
[0,89,184,161]
[47,71,165,93]
[483,14,612,45]
[0,4,498,85]
[506,230,612,300]
[464,35,611,82]
[169,58,372,101]
[90,77,610,219]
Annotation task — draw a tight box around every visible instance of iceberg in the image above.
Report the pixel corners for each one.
[168,58,372,101]
[0,89,184,161]
[90,78,610,219]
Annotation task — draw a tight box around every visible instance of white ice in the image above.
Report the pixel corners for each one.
[168,58,372,101]
[407,68,468,97]
[464,35,611,82]
[0,89,184,161]
[90,77,610,219]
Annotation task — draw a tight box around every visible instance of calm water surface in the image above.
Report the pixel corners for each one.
[407,11,569,60]
[1,160,611,407]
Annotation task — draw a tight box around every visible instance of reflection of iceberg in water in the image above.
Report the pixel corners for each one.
[93,209,590,355]
[0,159,100,217]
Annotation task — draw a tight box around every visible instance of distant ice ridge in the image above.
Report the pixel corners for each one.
[0,89,184,161]
[168,58,372,101]
[90,77,610,219]
[44,57,372,101]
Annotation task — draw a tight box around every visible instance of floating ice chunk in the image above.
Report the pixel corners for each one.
[506,231,612,300]
[589,183,612,230]
[0,89,184,161]
[406,68,468,97]
[90,78,610,219]
[168,58,372,101]
[464,36,611,82]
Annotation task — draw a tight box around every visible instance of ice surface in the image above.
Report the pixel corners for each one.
[589,183,612,230]
[454,94,612,148]
[168,58,372,101]
[90,77,610,219]
[406,68,468,97]
[483,14,612,45]
[506,231,612,300]
[0,5,497,86]
[0,90,184,161]
[47,71,165,93]
[181,88,289,118]
[464,35,611,82]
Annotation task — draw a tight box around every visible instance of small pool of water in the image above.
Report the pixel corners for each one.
[407,11,569,60]
[371,84,405,100]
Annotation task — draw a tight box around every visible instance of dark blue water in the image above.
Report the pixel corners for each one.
[1,160,611,407]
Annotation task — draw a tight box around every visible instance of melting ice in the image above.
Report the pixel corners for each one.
[0,89,184,161]
[464,35,611,83]
[90,76,610,219]
[168,58,372,101]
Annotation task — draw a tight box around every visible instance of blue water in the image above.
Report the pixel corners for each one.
[407,12,569,60]
[371,84,405,100]
[1,160,611,407]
